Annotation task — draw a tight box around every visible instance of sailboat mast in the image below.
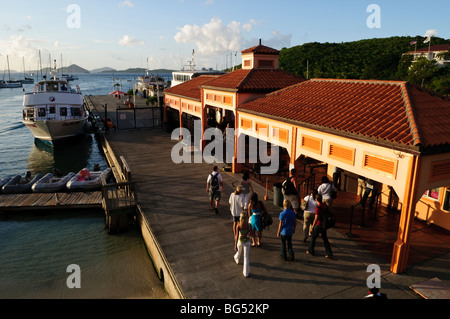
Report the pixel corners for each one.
[7,55,11,81]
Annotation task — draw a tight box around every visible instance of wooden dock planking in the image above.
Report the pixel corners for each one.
[0,192,102,211]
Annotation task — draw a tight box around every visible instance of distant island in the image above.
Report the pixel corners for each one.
[95,67,176,74]
[3,65,176,74]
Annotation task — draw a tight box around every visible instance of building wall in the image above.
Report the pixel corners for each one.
[238,111,450,231]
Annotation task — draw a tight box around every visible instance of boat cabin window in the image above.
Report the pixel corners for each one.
[38,108,46,117]
[26,108,35,118]
[71,107,82,117]
[60,107,68,116]
[49,106,56,114]
[39,83,46,91]
[47,82,59,92]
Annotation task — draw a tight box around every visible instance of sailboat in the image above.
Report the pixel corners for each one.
[61,56,78,82]
[0,56,23,88]
[20,57,34,84]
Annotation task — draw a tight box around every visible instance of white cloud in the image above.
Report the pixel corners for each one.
[118,35,145,47]
[174,18,292,57]
[204,0,214,5]
[243,19,257,32]
[174,18,243,55]
[119,1,133,7]
[266,30,292,48]
[424,29,438,38]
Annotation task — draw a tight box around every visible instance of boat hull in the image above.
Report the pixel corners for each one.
[2,174,44,194]
[31,172,76,193]
[22,118,87,145]
[0,82,23,88]
[66,168,112,191]
[0,177,12,192]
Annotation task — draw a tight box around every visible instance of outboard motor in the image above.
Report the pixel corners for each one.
[52,168,63,177]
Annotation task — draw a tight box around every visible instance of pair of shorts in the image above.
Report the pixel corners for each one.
[209,190,221,201]
[285,195,299,209]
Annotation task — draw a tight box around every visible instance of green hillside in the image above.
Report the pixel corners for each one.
[279,36,450,95]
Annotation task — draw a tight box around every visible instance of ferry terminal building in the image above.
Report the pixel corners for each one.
[163,43,450,274]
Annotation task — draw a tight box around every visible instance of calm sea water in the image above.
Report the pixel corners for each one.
[0,73,169,299]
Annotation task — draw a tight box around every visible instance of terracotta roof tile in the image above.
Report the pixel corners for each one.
[201,68,303,93]
[241,44,280,55]
[408,86,450,149]
[406,44,450,54]
[239,79,450,151]
[164,75,220,101]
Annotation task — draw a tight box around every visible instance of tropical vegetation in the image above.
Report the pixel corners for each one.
[278,36,450,95]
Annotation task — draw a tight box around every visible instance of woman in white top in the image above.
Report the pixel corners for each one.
[229,185,244,241]
[240,171,254,210]
[302,190,318,242]
[317,176,337,208]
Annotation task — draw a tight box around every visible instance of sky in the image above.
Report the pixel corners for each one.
[0,0,449,72]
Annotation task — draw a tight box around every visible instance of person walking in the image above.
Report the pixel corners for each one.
[302,190,318,242]
[282,169,300,218]
[248,193,266,247]
[206,165,223,214]
[317,176,337,208]
[277,199,297,261]
[234,211,251,278]
[333,167,342,191]
[229,185,244,240]
[360,179,380,209]
[240,171,254,210]
[306,194,333,259]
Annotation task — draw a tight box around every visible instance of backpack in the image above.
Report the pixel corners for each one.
[329,184,338,199]
[282,177,297,195]
[261,203,273,229]
[321,206,336,230]
[210,173,219,191]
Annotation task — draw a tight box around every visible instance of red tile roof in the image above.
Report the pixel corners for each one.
[201,68,303,93]
[164,75,220,101]
[407,85,450,149]
[406,44,450,54]
[241,44,280,55]
[238,79,450,152]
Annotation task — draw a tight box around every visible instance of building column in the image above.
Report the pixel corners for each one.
[289,127,297,169]
[178,103,184,140]
[200,89,208,151]
[232,111,242,173]
[390,156,420,274]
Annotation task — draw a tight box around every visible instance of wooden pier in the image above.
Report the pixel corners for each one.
[0,191,102,212]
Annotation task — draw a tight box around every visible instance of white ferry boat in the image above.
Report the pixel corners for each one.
[22,62,87,146]
[171,50,224,87]
[137,70,167,98]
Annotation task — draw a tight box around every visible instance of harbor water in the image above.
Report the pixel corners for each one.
[0,74,169,299]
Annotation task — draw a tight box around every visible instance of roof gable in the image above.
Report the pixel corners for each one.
[164,75,220,100]
[201,68,303,92]
[241,44,280,55]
